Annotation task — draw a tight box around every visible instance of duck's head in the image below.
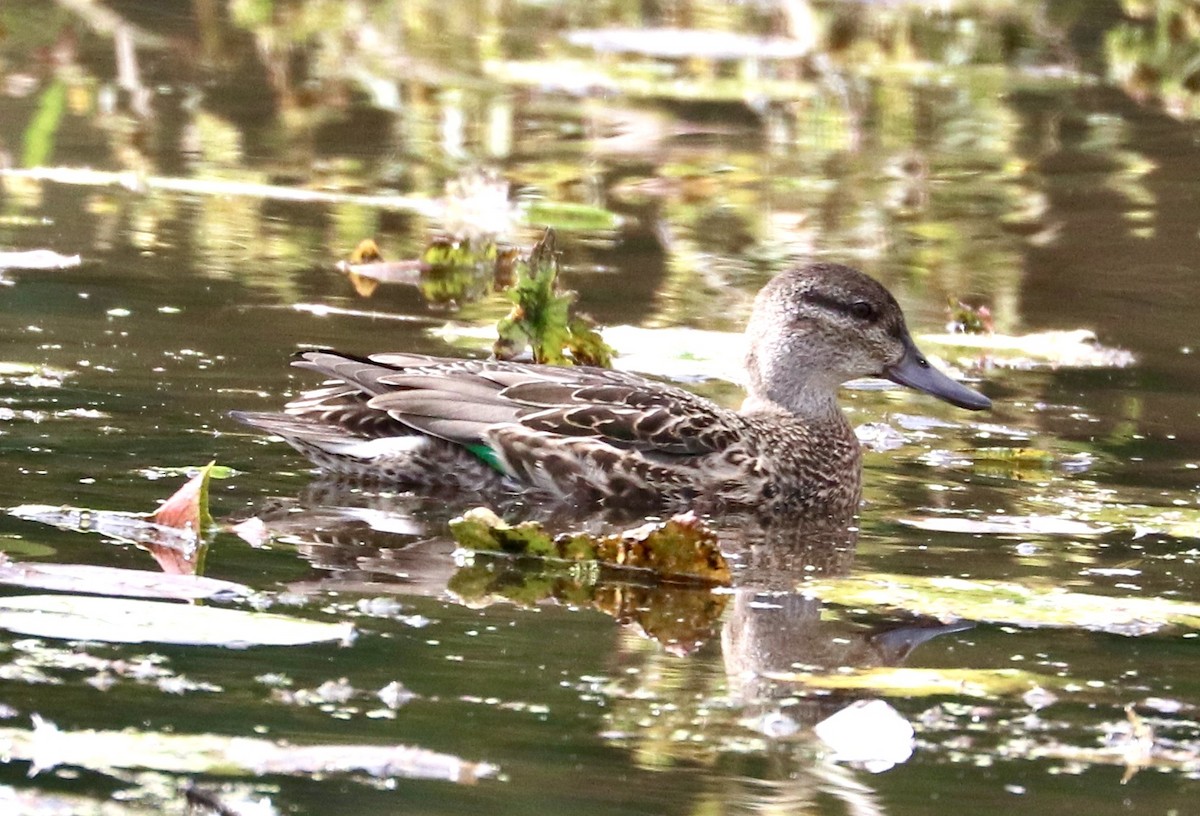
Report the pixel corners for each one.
[744,263,991,418]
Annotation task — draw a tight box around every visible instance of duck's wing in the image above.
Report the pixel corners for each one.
[291,350,743,456]
[495,378,741,455]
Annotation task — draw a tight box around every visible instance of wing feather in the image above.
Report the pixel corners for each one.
[280,349,742,456]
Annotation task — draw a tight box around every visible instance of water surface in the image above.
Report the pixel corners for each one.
[2,2,1200,814]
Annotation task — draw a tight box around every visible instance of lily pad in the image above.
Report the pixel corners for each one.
[0,555,249,601]
[766,666,1064,699]
[3,715,494,782]
[525,200,622,232]
[0,594,353,647]
[805,573,1200,636]
[430,322,745,382]
[10,504,199,550]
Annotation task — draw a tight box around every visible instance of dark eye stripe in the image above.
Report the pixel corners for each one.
[802,291,877,321]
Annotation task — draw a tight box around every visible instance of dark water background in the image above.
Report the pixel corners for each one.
[2,1,1200,813]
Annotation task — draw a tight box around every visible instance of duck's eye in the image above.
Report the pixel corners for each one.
[850,300,876,321]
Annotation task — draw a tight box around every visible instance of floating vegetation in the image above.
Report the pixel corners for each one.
[524,200,622,233]
[812,699,914,773]
[0,166,445,216]
[0,594,354,647]
[493,230,614,366]
[448,508,730,651]
[908,487,1200,541]
[450,507,730,587]
[10,463,225,575]
[766,666,1064,700]
[901,513,1107,537]
[805,573,1200,636]
[0,714,494,782]
[434,322,1132,384]
[430,323,747,383]
[0,554,249,602]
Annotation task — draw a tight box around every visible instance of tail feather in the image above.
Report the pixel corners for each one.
[229,410,505,489]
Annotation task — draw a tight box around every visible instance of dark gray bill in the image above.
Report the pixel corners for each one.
[883,336,991,411]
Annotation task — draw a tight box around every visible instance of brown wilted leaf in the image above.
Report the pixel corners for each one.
[150,462,215,535]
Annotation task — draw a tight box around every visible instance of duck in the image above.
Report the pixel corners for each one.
[232,262,990,517]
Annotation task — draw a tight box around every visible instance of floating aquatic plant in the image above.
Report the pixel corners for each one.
[449,507,729,586]
[493,229,614,366]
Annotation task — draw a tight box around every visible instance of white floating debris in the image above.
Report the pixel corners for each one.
[855,422,908,452]
[920,329,1135,369]
[0,594,354,647]
[0,249,82,270]
[813,699,914,773]
[901,514,1108,537]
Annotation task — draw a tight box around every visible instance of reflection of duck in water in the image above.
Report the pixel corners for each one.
[234,263,989,517]
[720,517,971,702]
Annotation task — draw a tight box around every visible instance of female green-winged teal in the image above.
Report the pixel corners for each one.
[233,263,990,516]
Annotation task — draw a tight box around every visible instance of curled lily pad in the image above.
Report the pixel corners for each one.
[150,461,218,534]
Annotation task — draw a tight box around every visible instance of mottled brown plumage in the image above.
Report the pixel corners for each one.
[233,263,990,518]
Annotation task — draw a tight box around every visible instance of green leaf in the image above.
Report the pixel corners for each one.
[22,79,66,168]
[492,229,614,366]
[526,200,621,232]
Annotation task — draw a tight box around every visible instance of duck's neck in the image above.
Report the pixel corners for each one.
[739,386,846,429]
[742,342,851,428]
